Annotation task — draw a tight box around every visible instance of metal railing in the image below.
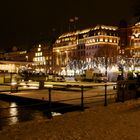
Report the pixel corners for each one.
[0,82,117,120]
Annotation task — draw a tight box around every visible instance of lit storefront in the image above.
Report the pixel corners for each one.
[0,61,34,73]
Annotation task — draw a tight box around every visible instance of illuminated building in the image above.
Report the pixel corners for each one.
[118,20,128,56]
[0,50,30,73]
[125,22,140,71]
[2,51,27,61]
[53,25,120,76]
[0,22,139,78]
[28,44,53,74]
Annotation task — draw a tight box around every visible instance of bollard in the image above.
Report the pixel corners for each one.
[11,83,18,93]
[48,87,52,119]
[104,84,107,106]
[39,81,44,89]
[81,85,84,111]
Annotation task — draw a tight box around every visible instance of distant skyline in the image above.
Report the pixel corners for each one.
[0,0,139,49]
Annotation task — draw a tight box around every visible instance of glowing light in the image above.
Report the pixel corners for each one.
[19,51,27,54]
[9,103,18,125]
[100,38,103,42]
[105,38,108,42]
[11,82,17,85]
[110,65,118,72]
[109,39,112,42]
[135,22,140,26]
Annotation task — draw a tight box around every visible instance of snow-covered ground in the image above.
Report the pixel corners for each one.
[0,99,140,140]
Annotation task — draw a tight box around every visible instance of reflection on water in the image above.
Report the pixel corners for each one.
[9,102,18,125]
[0,99,63,129]
[0,100,50,129]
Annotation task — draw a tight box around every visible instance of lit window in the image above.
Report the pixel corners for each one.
[113,40,116,43]
[65,38,69,41]
[34,58,37,61]
[105,38,108,42]
[109,39,112,42]
[131,36,134,39]
[38,48,41,51]
[100,38,103,42]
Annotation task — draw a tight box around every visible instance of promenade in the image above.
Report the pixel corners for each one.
[1,81,140,139]
[0,81,116,107]
[0,98,140,140]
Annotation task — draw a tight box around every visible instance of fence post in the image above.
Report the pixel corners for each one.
[104,84,107,106]
[81,85,84,111]
[48,87,52,119]
[39,81,44,89]
[122,82,125,102]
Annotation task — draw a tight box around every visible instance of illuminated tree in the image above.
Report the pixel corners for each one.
[94,45,118,76]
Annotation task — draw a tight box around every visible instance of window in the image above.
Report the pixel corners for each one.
[105,38,108,42]
[35,52,42,57]
[109,39,112,42]
[100,38,103,42]
[38,48,41,51]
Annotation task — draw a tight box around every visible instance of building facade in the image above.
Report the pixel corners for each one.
[53,24,120,76]
[27,43,53,74]
[0,22,140,79]
[124,22,140,71]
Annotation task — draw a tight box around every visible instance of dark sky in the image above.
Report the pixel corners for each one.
[0,0,138,49]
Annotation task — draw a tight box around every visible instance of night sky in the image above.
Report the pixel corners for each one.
[0,0,138,50]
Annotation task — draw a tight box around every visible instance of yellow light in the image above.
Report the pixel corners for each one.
[9,103,18,124]
[100,38,103,42]
[11,82,17,85]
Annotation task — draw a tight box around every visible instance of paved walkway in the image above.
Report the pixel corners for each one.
[0,84,116,107]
